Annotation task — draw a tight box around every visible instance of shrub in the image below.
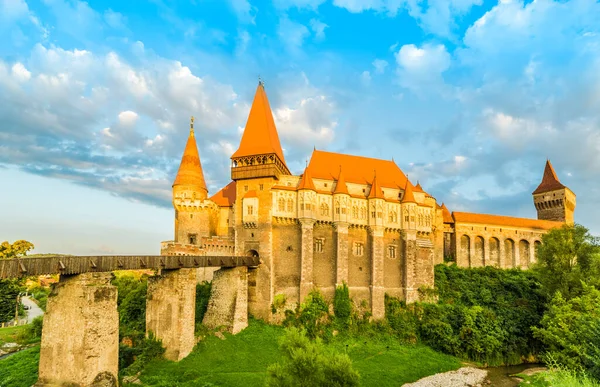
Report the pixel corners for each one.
[283,290,330,339]
[18,316,43,343]
[333,283,352,329]
[265,327,360,387]
[120,332,166,376]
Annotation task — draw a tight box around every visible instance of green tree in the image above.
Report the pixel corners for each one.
[266,327,360,387]
[533,224,600,300]
[532,284,600,379]
[0,240,34,259]
[0,240,32,322]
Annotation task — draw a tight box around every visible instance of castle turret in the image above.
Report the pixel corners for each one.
[172,117,212,244]
[401,179,417,229]
[532,160,575,224]
[333,167,350,223]
[231,81,290,181]
[368,172,385,227]
[297,165,316,220]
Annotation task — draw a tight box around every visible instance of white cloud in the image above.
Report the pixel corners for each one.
[309,19,328,40]
[11,62,31,81]
[118,110,139,126]
[0,0,29,21]
[372,59,388,74]
[395,43,451,91]
[278,16,310,50]
[228,0,257,24]
[274,95,337,147]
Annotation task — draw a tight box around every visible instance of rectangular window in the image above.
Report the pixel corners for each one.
[188,234,197,245]
[354,242,364,256]
[244,185,248,192]
[371,211,376,219]
[247,205,254,215]
[314,238,324,253]
[260,184,264,191]
[388,245,396,259]
[336,207,340,215]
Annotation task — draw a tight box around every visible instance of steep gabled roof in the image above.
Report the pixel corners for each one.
[401,180,416,204]
[209,181,236,207]
[306,150,408,189]
[414,181,424,192]
[532,159,566,195]
[333,167,349,195]
[441,203,453,223]
[173,118,207,191]
[298,166,316,191]
[231,82,287,167]
[452,212,562,230]
[368,172,384,199]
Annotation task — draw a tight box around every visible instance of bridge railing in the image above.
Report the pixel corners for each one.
[0,255,260,279]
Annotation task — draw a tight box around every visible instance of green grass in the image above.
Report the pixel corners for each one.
[519,370,600,387]
[132,320,461,387]
[0,346,39,387]
[0,325,27,346]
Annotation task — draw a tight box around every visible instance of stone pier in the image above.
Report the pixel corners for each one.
[37,273,119,387]
[203,266,248,334]
[369,226,385,319]
[146,268,196,361]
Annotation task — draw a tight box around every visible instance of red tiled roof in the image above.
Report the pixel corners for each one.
[368,173,384,199]
[401,180,416,204]
[298,166,316,191]
[231,82,287,167]
[307,150,408,189]
[441,203,453,223]
[532,159,566,195]
[209,181,236,207]
[243,190,258,199]
[452,211,562,230]
[334,167,349,195]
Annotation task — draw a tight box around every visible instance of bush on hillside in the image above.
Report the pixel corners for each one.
[17,316,43,343]
[386,264,547,365]
[0,279,25,323]
[333,282,352,329]
[283,290,330,339]
[533,284,600,379]
[266,327,360,387]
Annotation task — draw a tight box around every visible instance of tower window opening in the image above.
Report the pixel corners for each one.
[188,234,197,245]
[244,185,248,192]
[314,238,324,253]
[354,242,364,256]
[190,214,193,219]
[260,184,264,191]
[388,245,396,259]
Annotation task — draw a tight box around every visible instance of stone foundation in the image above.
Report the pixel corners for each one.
[203,266,248,334]
[37,273,118,387]
[146,268,196,361]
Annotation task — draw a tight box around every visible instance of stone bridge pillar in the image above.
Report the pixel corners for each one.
[146,268,196,361]
[203,266,248,334]
[37,273,118,387]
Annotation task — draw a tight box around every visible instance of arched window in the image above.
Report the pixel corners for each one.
[287,198,294,212]
[352,206,358,218]
[278,198,285,212]
[389,211,397,223]
[360,207,366,219]
[320,203,329,216]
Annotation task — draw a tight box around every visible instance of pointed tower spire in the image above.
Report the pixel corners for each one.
[532,159,565,194]
[401,180,416,204]
[334,165,349,195]
[441,203,453,223]
[368,171,384,199]
[298,165,316,191]
[173,117,207,196]
[414,181,424,193]
[231,81,289,172]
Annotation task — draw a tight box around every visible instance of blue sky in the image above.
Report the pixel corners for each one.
[1,0,600,254]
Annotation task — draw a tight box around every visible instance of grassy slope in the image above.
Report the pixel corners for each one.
[133,320,461,387]
[0,325,27,346]
[0,346,39,387]
[518,371,600,387]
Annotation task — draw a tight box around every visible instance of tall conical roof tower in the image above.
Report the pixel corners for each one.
[231,80,290,180]
[173,116,208,197]
[532,160,565,195]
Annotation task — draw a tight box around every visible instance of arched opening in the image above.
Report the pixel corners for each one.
[246,249,259,258]
[489,237,500,267]
[519,240,531,268]
[460,235,470,266]
[504,239,515,268]
[474,236,485,267]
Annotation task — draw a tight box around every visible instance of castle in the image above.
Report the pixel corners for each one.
[161,81,575,320]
